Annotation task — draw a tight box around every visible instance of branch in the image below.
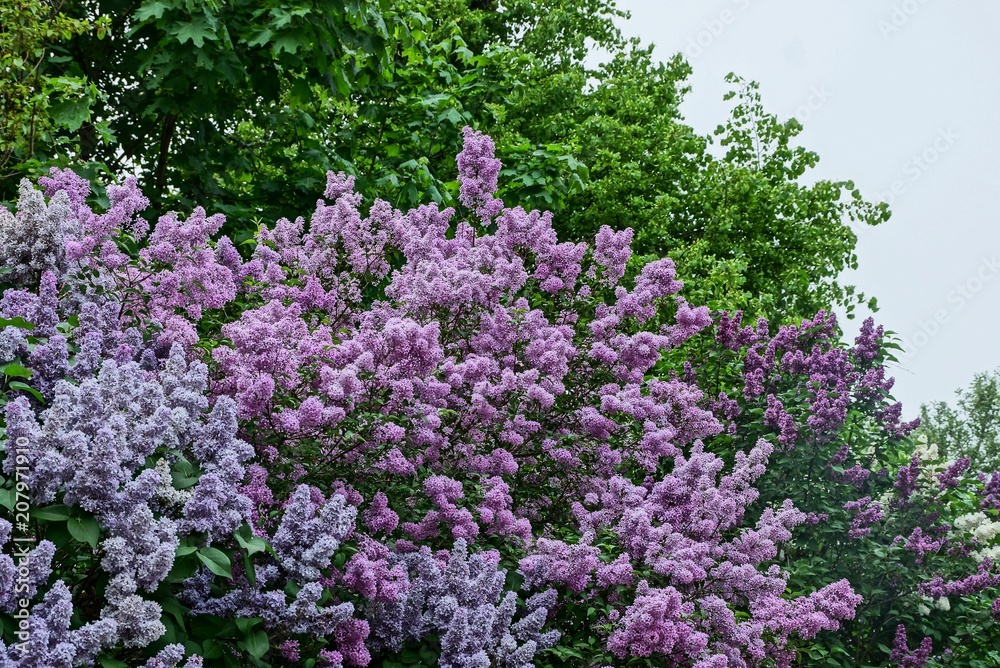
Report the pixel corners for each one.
[153,111,177,197]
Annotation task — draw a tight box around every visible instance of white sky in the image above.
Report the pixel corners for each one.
[605,0,1000,417]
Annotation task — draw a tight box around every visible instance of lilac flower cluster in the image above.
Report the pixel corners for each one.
[0,180,76,286]
[272,485,356,582]
[364,539,559,668]
[705,306,1000,657]
[546,439,862,665]
[889,625,933,668]
[0,580,117,667]
[1,337,249,663]
[4,127,995,667]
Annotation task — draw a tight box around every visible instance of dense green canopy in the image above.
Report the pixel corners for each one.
[2,0,887,322]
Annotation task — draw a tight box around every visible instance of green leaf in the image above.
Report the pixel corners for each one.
[172,18,217,47]
[242,629,269,659]
[44,521,73,548]
[437,107,463,125]
[8,381,43,402]
[243,552,256,587]
[66,514,101,548]
[272,33,304,55]
[0,363,32,379]
[49,98,91,132]
[99,656,130,668]
[235,525,268,555]
[199,638,225,659]
[135,0,171,22]
[234,617,262,634]
[419,646,439,664]
[400,648,422,663]
[245,27,274,48]
[197,546,233,579]
[161,597,189,628]
[189,615,235,642]
[329,62,351,96]
[162,614,180,644]
[32,505,71,521]
[171,471,200,489]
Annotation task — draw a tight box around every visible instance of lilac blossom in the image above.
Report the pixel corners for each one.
[271,485,357,582]
[0,581,118,667]
[0,179,76,285]
[0,342,253,658]
[890,625,934,668]
[362,539,559,668]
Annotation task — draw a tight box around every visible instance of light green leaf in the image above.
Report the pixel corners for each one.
[67,515,101,548]
[197,547,233,579]
[235,527,268,556]
[0,317,33,330]
[0,363,32,379]
[242,629,269,659]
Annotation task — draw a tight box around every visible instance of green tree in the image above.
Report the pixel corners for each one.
[2,0,599,238]
[441,5,887,322]
[0,0,106,179]
[918,369,1000,473]
[496,60,887,322]
[4,0,888,323]
[26,0,406,226]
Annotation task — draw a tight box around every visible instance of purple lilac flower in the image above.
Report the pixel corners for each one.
[363,539,559,667]
[890,624,933,668]
[272,485,357,582]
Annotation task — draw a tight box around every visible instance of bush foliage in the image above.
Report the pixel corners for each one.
[0,131,998,667]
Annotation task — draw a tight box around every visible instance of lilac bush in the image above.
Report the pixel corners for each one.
[0,339,252,662]
[680,309,1000,665]
[0,129,998,667]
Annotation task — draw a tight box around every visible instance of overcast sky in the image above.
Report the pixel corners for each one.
[605,1,1000,417]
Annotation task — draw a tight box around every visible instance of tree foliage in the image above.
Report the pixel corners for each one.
[0,0,106,177]
[919,369,1000,474]
[2,0,887,323]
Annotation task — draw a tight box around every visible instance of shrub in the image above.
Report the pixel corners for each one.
[0,130,997,667]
